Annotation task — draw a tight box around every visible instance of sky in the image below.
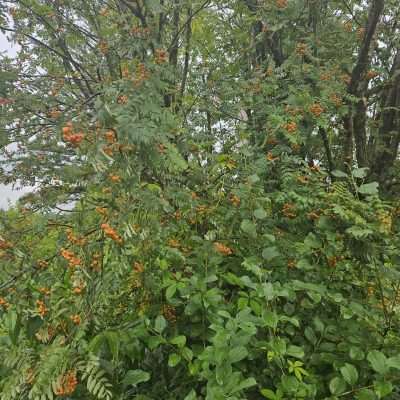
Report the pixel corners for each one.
[0,31,32,209]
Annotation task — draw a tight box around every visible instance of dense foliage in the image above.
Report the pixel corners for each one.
[0,0,400,399]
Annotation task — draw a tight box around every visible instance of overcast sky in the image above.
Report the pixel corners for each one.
[0,31,32,210]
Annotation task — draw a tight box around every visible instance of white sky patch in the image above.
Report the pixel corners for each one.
[1,31,30,209]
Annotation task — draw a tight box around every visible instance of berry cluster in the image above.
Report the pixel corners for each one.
[101,223,123,244]
[36,299,48,318]
[62,122,84,146]
[54,370,78,396]
[229,194,241,207]
[309,103,324,117]
[133,63,150,86]
[66,229,86,246]
[60,248,81,268]
[104,130,117,144]
[0,297,10,310]
[162,304,177,323]
[284,121,297,133]
[214,242,233,256]
[70,314,81,325]
[155,49,168,64]
[282,203,296,218]
[276,0,288,9]
[91,252,102,272]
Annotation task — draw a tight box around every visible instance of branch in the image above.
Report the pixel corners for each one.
[168,0,210,52]
[348,0,385,95]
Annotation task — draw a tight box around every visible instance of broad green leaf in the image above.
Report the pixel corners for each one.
[350,347,365,361]
[262,246,280,261]
[230,377,257,394]
[168,353,181,367]
[241,219,257,238]
[184,390,197,400]
[367,351,388,375]
[254,208,267,219]
[358,182,379,195]
[374,380,393,398]
[352,167,368,178]
[123,370,151,386]
[340,363,358,385]
[332,170,348,178]
[170,335,186,348]
[154,315,167,333]
[229,346,248,363]
[286,345,304,359]
[387,355,400,370]
[329,377,347,395]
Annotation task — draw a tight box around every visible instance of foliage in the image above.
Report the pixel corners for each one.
[0,0,400,399]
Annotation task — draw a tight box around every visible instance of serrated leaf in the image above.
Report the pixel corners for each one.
[367,351,388,375]
[340,363,358,385]
[329,377,347,395]
[228,346,248,363]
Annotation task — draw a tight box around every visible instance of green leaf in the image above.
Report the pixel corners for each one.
[332,170,348,178]
[264,311,279,329]
[105,331,120,360]
[254,208,267,219]
[241,219,257,238]
[168,353,181,367]
[154,315,167,333]
[329,377,347,395]
[182,347,193,361]
[228,346,248,363]
[248,174,260,183]
[123,370,151,386]
[367,351,388,375]
[358,182,379,195]
[387,355,400,370]
[262,246,280,261]
[184,390,197,400]
[230,377,257,394]
[5,311,19,345]
[170,335,186,348]
[350,347,365,361]
[352,167,368,178]
[286,345,304,359]
[261,389,278,399]
[166,284,177,300]
[374,381,393,398]
[340,363,358,385]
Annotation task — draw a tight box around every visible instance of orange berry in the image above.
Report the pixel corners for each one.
[70,314,81,325]
[276,0,288,8]
[283,121,297,133]
[155,49,168,64]
[214,242,233,256]
[133,262,144,273]
[309,103,324,117]
[267,152,279,161]
[105,130,116,143]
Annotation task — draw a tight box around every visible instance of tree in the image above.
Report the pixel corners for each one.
[0,1,400,399]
